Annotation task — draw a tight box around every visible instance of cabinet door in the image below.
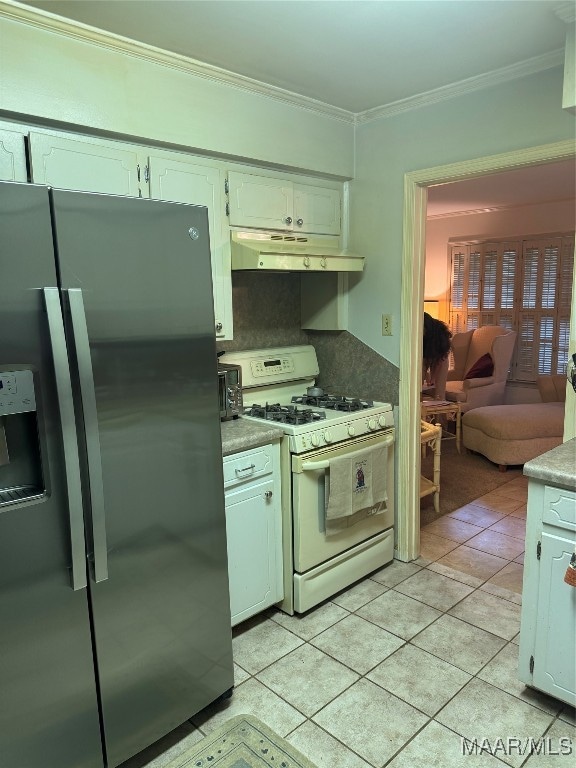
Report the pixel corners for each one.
[149,155,232,339]
[29,132,143,196]
[533,531,576,705]
[225,477,282,626]
[0,128,27,182]
[227,171,292,230]
[294,183,341,235]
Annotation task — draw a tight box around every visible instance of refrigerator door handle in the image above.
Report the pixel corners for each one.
[43,288,88,591]
[67,288,109,583]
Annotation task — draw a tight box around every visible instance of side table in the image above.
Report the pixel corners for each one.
[421,399,461,453]
[420,420,442,516]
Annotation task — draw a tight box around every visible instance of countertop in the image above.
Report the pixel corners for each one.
[221,417,285,457]
[523,437,576,490]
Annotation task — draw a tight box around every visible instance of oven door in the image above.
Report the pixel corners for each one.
[291,430,394,573]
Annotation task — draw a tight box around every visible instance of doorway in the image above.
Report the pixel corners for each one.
[395,139,576,563]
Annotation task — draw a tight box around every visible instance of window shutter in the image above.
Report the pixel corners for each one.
[449,246,467,332]
[448,234,573,383]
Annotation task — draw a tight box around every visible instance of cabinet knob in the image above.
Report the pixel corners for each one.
[264,490,273,499]
[215,322,223,333]
[296,218,303,226]
[285,216,292,225]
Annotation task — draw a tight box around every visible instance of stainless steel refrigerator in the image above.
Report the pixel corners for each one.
[0,181,234,768]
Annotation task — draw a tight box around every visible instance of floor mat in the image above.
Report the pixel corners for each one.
[165,714,318,768]
[420,439,523,525]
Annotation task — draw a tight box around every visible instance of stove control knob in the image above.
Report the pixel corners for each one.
[368,418,377,430]
[311,433,320,447]
[323,429,333,443]
[348,425,356,436]
[378,415,387,427]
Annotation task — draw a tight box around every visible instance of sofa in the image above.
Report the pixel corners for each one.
[461,375,566,470]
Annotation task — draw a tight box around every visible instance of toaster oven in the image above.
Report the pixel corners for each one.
[218,362,243,421]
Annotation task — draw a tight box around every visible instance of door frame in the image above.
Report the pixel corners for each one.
[396,138,576,562]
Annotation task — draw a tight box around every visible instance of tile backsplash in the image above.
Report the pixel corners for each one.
[218,272,399,405]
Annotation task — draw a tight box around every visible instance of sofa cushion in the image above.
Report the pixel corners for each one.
[537,374,566,403]
[463,403,564,439]
[465,353,494,379]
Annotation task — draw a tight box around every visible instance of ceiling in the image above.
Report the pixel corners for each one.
[427,159,576,216]
[16,0,575,214]
[20,0,570,114]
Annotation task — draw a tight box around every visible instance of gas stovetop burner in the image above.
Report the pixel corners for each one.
[291,394,374,412]
[246,403,327,425]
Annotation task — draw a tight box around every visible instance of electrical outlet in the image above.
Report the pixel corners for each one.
[382,314,392,336]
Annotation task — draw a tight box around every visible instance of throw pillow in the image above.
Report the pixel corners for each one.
[465,353,494,379]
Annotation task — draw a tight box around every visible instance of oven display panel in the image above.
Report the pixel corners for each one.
[250,357,294,378]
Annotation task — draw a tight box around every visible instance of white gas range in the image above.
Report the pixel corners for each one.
[220,345,395,614]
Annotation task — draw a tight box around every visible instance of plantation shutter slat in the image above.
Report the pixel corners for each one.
[448,233,574,383]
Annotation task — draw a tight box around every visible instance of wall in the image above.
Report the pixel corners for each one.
[0,11,353,178]
[218,275,400,405]
[424,198,575,404]
[0,7,401,403]
[425,198,576,314]
[1,9,573,402]
[349,67,576,370]
[217,273,308,354]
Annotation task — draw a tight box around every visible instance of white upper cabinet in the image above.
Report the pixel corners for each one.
[26,129,233,338]
[148,154,232,340]
[293,183,341,236]
[0,128,28,182]
[28,132,145,197]
[227,171,292,231]
[227,171,341,235]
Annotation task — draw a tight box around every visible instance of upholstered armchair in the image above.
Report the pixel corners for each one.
[445,326,517,413]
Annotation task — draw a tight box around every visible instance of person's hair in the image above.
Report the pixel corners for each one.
[423,312,452,369]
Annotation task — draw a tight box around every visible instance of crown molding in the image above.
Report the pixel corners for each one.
[0,1,355,123]
[0,1,568,126]
[554,1,576,24]
[427,196,576,220]
[354,49,566,124]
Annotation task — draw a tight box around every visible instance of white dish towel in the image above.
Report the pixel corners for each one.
[325,443,388,521]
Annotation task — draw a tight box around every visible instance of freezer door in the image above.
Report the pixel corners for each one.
[51,190,234,767]
[0,182,103,767]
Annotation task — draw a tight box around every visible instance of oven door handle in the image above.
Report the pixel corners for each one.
[300,432,394,472]
[301,459,330,471]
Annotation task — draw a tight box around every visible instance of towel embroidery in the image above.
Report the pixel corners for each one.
[355,461,366,491]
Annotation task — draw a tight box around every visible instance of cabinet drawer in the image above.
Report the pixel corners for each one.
[223,446,274,489]
[543,486,576,531]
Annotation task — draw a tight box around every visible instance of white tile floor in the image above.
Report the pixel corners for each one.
[123,475,575,768]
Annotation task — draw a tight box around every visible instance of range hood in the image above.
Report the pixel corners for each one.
[230,230,364,272]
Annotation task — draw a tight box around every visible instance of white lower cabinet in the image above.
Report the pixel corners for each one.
[223,443,283,626]
[519,480,576,706]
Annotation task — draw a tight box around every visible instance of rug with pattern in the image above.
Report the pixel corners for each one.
[165,715,318,768]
